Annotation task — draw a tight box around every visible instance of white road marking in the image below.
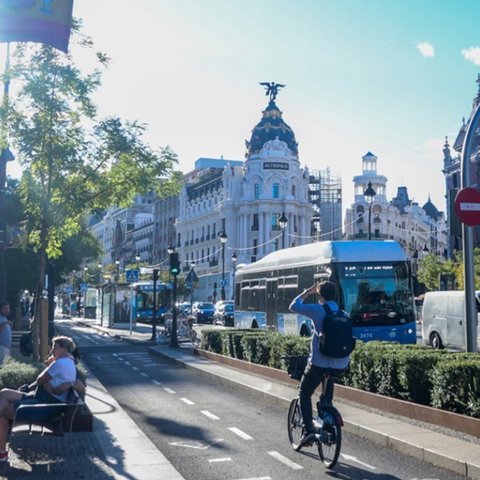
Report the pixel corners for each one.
[131,366,139,371]
[267,451,303,470]
[228,427,253,440]
[180,397,195,405]
[151,380,162,385]
[124,361,131,366]
[164,387,176,394]
[168,438,224,450]
[208,457,232,463]
[201,410,220,420]
[140,372,148,378]
[341,453,376,469]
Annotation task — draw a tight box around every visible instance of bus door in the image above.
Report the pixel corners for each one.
[266,279,278,330]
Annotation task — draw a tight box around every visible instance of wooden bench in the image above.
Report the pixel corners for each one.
[10,387,84,436]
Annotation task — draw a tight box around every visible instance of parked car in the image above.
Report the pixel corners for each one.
[214,302,235,326]
[192,302,215,324]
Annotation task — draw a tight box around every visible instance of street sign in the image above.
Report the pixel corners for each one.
[454,187,480,226]
[185,268,199,287]
[125,269,139,283]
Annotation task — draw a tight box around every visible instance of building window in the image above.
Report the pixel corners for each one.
[291,185,296,197]
[254,183,260,199]
[253,239,258,255]
[273,183,279,199]
[272,213,280,230]
[252,213,259,231]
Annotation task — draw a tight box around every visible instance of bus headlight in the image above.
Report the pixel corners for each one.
[407,328,413,334]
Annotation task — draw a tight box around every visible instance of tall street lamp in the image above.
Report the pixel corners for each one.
[189,261,196,314]
[279,212,288,249]
[168,244,180,347]
[231,251,237,301]
[364,182,376,240]
[135,253,141,270]
[219,231,227,301]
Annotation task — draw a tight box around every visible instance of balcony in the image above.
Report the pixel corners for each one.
[251,225,259,231]
[209,259,218,267]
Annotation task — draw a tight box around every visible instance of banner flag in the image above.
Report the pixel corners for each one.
[0,0,74,53]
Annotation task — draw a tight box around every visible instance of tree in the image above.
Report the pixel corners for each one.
[2,24,181,358]
[417,254,458,291]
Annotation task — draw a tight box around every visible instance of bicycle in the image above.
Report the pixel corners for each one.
[285,355,343,469]
[156,316,198,345]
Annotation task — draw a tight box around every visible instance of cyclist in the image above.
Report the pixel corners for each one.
[289,281,350,445]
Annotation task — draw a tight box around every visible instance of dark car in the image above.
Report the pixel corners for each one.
[214,303,235,326]
[192,302,215,324]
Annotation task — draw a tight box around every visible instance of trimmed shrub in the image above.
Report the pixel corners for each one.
[430,360,480,417]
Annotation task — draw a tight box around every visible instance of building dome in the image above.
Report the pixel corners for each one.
[423,197,440,221]
[245,100,298,157]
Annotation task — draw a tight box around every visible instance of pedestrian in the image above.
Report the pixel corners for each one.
[0,302,12,364]
[289,281,351,444]
[0,335,79,462]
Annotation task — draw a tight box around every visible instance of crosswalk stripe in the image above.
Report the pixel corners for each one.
[201,410,220,420]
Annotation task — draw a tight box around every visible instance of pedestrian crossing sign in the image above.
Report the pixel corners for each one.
[125,269,139,283]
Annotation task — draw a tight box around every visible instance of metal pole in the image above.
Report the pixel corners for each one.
[461,102,480,353]
[221,243,226,301]
[150,269,158,341]
[170,273,179,347]
[368,202,372,240]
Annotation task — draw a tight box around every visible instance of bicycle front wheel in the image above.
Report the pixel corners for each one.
[317,423,342,469]
[287,398,303,451]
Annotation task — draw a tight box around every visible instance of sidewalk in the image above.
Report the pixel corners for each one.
[81,317,480,480]
[3,319,184,480]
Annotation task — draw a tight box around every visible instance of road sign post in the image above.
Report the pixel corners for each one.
[459,102,480,353]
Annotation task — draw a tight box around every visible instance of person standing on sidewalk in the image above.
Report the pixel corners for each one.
[0,302,12,364]
[289,281,350,444]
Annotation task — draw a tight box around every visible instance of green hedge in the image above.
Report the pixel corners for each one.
[0,357,88,391]
[200,329,480,418]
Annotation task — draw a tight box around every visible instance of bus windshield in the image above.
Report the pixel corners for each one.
[338,263,415,327]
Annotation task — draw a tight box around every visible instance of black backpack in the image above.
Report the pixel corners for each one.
[318,303,355,358]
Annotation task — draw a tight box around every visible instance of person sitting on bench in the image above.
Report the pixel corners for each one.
[0,335,78,463]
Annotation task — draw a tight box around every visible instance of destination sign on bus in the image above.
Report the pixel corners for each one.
[340,264,394,278]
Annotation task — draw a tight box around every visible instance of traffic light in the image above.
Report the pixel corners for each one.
[170,253,180,275]
[153,269,159,282]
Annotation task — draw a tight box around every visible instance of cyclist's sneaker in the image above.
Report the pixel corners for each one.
[300,429,315,446]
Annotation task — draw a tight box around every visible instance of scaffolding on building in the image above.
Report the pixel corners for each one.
[309,168,342,241]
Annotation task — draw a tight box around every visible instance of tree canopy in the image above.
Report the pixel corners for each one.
[1,21,181,357]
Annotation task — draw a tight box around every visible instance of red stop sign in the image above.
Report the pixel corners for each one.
[455,187,480,226]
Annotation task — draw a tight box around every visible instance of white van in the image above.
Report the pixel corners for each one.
[421,291,480,350]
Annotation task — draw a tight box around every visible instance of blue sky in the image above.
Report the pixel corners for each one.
[6,0,480,218]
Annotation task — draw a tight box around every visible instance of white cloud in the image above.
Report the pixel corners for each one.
[416,42,435,58]
[461,47,480,66]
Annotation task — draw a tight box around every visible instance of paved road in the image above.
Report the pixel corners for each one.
[59,319,464,480]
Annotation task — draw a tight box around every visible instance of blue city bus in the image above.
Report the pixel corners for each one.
[234,240,417,344]
[131,281,169,324]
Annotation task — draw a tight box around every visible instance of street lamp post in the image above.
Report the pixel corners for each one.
[219,231,227,301]
[135,253,141,271]
[168,245,179,347]
[189,261,196,314]
[279,212,288,249]
[231,251,237,301]
[364,182,376,240]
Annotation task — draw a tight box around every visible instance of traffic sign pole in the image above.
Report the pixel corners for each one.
[460,103,480,353]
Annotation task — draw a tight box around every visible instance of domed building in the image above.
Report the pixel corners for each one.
[175,85,314,301]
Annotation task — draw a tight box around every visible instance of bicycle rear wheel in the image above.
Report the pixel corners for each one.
[317,422,342,468]
[287,398,303,451]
